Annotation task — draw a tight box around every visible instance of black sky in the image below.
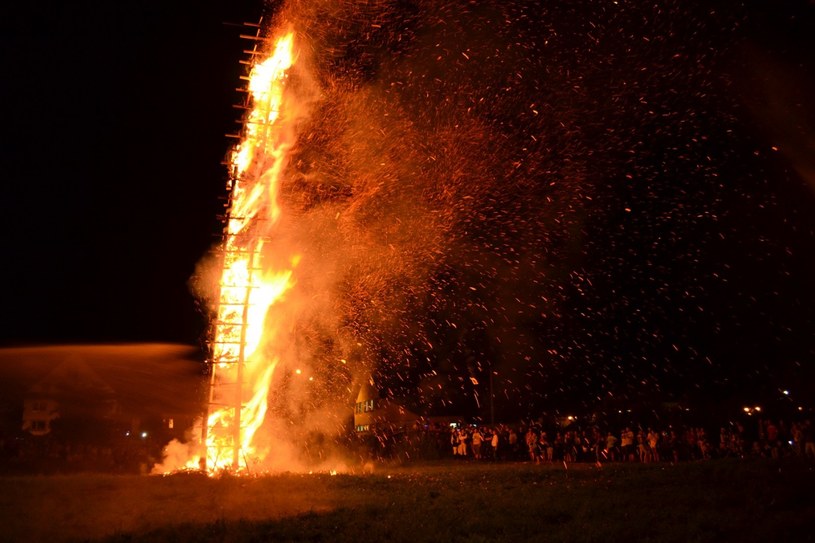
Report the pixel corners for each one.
[1,1,261,344]
[1,1,814,413]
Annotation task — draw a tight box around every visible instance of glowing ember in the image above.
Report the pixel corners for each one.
[193,30,301,473]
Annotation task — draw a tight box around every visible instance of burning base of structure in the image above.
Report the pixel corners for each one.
[152,23,349,475]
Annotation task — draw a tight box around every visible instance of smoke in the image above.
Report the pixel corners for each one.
[162,0,745,473]
[178,1,513,471]
[152,437,202,474]
[259,0,594,410]
[211,0,598,454]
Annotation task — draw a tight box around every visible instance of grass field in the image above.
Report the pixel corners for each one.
[2,459,813,542]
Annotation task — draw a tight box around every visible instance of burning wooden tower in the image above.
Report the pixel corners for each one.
[201,22,300,473]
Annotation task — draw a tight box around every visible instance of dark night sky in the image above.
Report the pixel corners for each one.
[1,1,814,414]
[1,1,261,344]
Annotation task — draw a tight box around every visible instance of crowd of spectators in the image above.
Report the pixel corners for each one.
[439,417,815,464]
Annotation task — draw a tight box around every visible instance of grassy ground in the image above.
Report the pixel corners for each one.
[1,459,813,542]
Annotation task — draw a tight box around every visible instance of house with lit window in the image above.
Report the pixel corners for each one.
[0,345,204,473]
[3,345,202,441]
[21,398,59,436]
[21,356,119,436]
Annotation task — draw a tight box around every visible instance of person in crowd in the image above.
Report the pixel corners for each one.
[526,427,539,462]
[471,427,484,460]
[606,431,618,462]
[621,427,635,462]
[668,429,681,463]
[647,428,660,462]
[697,428,710,460]
[451,428,459,457]
[638,429,649,463]
[508,428,519,459]
[593,428,604,465]
[457,429,468,457]
[540,431,549,462]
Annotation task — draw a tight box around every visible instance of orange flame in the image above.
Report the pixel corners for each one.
[189,31,300,473]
